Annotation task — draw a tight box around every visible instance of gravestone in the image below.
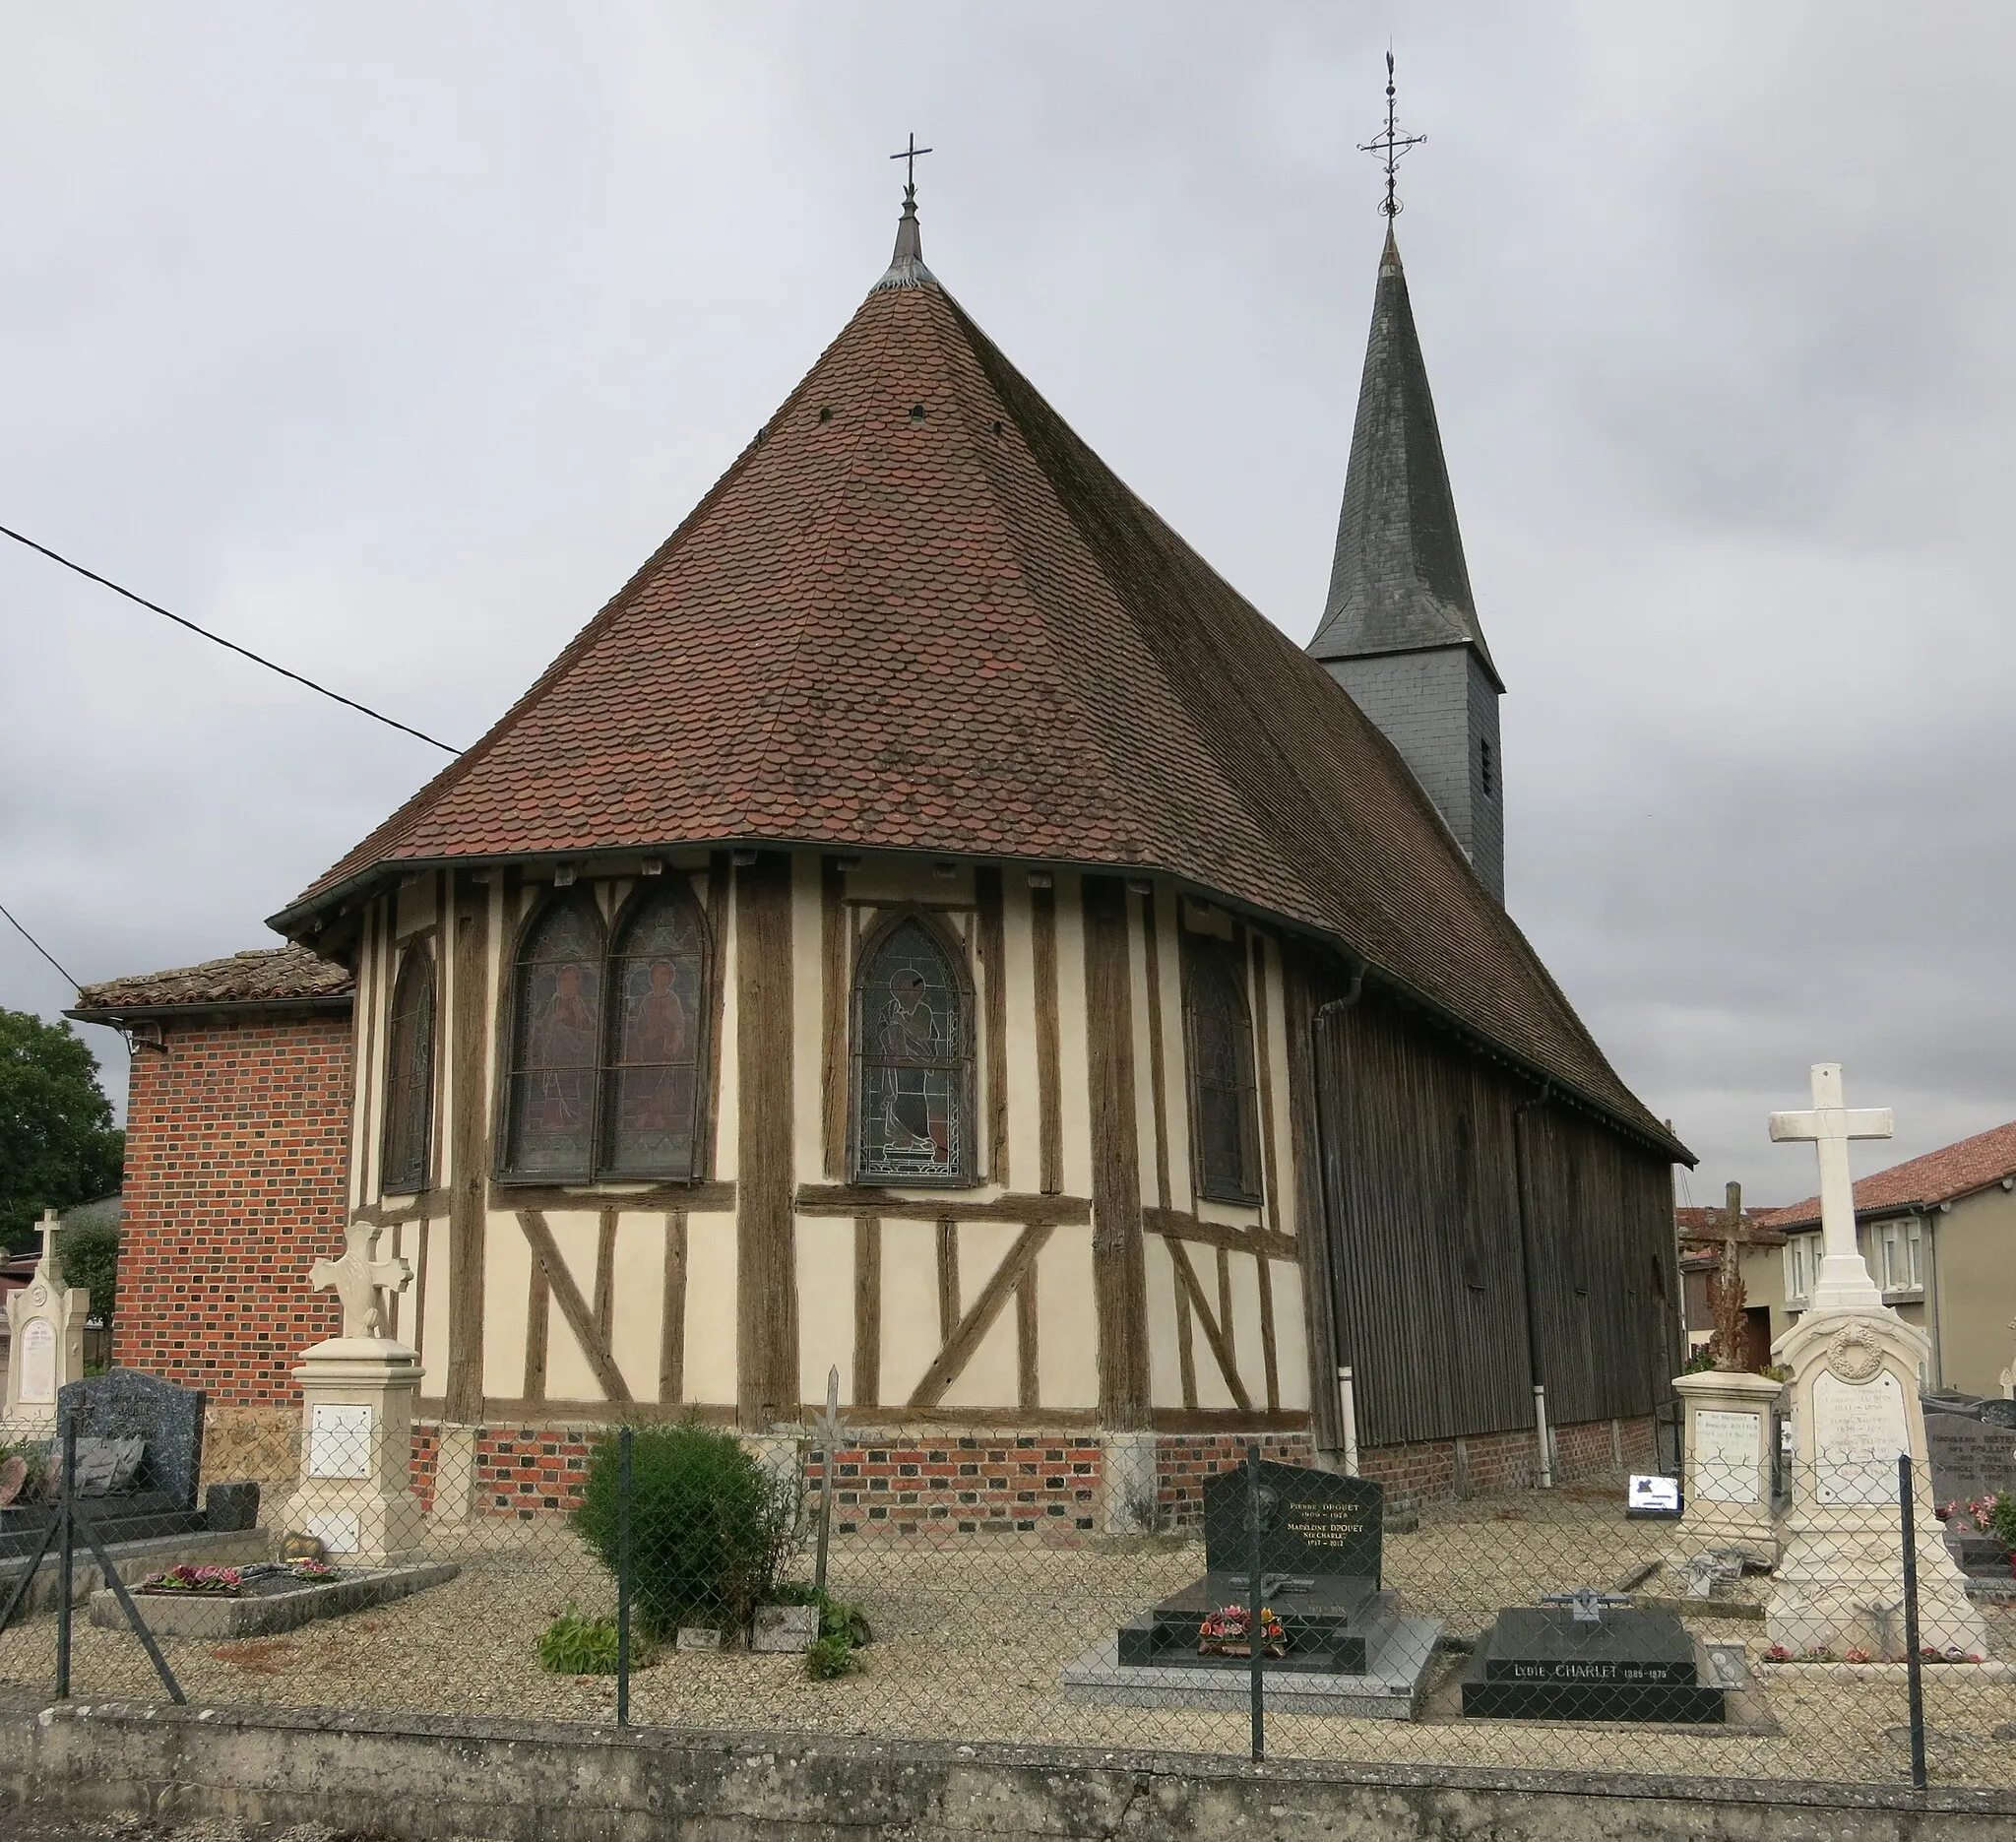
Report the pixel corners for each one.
[3,1211,89,1428]
[1461,1596,1726,1723]
[1923,1398,2016,1509]
[1119,1460,1385,1673]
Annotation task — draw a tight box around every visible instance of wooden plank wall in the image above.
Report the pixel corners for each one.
[1312,985,1677,1448]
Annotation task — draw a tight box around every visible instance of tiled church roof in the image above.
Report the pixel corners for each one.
[72,943,352,1016]
[274,209,1681,1156]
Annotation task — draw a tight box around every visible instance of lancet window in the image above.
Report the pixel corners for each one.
[499,881,711,1182]
[379,939,437,1194]
[850,914,975,1186]
[1183,937,1263,1205]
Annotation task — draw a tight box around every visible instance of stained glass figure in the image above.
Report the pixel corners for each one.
[601,887,708,1177]
[503,893,605,1177]
[1185,940,1262,1204]
[380,940,436,1194]
[852,917,971,1185]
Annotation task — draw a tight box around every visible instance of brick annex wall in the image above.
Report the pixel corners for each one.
[113,1014,350,1405]
[1359,1414,1659,1512]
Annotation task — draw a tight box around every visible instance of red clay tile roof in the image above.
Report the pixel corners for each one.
[1758,1118,2016,1231]
[71,943,352,1015]
[274,242,1681,1156]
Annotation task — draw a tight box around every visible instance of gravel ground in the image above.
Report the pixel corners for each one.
[5,1488,2014,1789]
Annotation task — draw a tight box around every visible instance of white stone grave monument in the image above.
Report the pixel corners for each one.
[4,1210,90,1428]
[282,1221,427,1561]
[1764,1064,1987,1657]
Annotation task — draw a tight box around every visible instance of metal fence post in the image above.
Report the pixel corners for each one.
[1245,1442,1265,1764]
[616,1425,634,1727]
[55,1418,76,1699]
[1899,1452,1925,1790]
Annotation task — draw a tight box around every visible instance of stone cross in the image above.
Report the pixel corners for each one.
[34,1208,64,1287]
[1768,1062,1892,1312]
[309,1220,412,1341]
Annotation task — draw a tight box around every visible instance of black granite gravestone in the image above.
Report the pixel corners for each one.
[1117,1460,1387,1674]
[0,1370,246,1560]
[1923,1398,2016,1509]
[1461,1601,1725,1723]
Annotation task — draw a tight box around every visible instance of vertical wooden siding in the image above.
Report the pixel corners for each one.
[1311,986,1674,1448]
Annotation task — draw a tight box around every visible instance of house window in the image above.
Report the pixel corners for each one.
[380,939,436,1194]
[1784,1233,1814,1305]
[850,914,974,1186]
[1183,937,1264,1205]
[1875,1217,1922,1294]
[499,881,714,1182]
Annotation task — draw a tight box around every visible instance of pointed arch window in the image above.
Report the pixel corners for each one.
[500,882,714,1182]
[850,914,975,1186]
[1183,938,1263,1205]
[601,885,709,1177]
[380,939,437,1194]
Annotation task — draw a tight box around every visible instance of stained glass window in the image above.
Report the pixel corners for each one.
[600,887,708,1178]
[1184,939,1262,1204]
[851,917,973,1185]
[380,940,436,1194]
[503,893,605,1178]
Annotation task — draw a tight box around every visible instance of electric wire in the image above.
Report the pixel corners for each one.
[0,901,83,995]
[2,523,463,754]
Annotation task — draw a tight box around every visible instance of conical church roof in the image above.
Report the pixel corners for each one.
[1309,227,1499,687]
[277,207,1673,1153]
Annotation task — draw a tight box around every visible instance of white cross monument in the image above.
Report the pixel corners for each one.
[1767,1063,1892,1311]
[1763,1063,1987,1657]
[284,1222,426,1560]
[4,1208,90,1427]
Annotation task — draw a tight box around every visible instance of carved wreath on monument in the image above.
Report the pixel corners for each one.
[1825,1323,1883,1385]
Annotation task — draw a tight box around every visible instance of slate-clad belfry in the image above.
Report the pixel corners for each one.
[268,185,1689,1523]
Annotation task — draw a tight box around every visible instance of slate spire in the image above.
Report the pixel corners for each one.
[1309,226,1496,683]
[1307,223,1507,904]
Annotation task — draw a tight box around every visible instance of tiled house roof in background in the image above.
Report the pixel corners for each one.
[275,216,1680,1156]
[1759,1118,2016,1232]
[71,943,352,1017]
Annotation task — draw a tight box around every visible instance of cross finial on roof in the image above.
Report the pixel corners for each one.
[890,132,933,204]
[1358,50,1425,219]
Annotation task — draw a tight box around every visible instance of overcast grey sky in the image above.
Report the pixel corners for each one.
[4,3,2012,1204]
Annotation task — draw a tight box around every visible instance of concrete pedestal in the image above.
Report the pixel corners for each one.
[283,1337,426,1562]
[1767,1307,1987,1657]
[1671,1368,1784,1556]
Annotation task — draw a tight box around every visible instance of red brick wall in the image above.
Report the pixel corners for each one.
[822,1435,1102,1534]
[112,1011,351,1404]
[1156,1431,1316,1527]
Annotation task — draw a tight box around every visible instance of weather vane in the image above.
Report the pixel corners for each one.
[890,131,934,202]
[1357,50,1424,218]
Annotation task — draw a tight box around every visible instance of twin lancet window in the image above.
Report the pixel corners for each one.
[500,885,712,1181]
[384,876,1267,1206]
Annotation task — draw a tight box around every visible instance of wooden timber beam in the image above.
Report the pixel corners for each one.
[908,1222,1054,1410]
[517,1209,633,1404]
[794,1184,1090,1226]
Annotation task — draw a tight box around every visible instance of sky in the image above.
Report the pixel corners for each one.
[4,3,2012,1206]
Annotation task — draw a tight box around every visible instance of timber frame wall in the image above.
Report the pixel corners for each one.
[336,850,1676,1447]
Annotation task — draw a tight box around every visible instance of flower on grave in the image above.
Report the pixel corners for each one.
[1799,1644,1834,1663]
[1843,1647,1872,1664]
[285,1558,337,1581]
[140,1564,243,1595]
[1763,1644,1791,1663]
[1197,1603,1288,1658]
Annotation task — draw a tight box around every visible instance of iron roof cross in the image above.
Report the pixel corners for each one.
[1357,50,1425,219]
[889,132,934,201]
[1769,1062,1893,1312]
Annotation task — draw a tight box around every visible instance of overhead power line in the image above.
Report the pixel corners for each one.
[2,523,463,755]
[0,900,82,995]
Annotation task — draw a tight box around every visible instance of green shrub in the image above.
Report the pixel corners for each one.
[536,1607,620,1675]
[804,1633,859,1681]
[571,1422,798,1642]
[1988,1491,2016,1551]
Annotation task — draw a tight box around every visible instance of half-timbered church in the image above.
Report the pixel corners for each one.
[90,180,1691,1520]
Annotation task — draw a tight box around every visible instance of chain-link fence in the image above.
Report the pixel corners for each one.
[3,1394,2013,1791]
